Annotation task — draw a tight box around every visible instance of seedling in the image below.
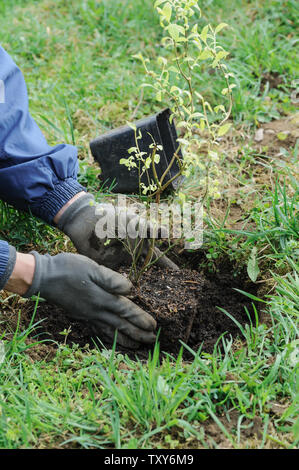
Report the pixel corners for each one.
[119,0,235,281]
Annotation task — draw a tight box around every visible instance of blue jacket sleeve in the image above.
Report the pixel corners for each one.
[0,45,86,225]
[0,240,10,283]
[0,240,16,291]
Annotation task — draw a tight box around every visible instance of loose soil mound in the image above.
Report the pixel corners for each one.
[18,262,258,360]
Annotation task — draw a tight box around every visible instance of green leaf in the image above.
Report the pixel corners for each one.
[156,90,162,102]
[214,105,226,113]
[166,23,185,42]
[140,83,154,89]
[233,288,266,303]
[277,132,288,141]
[162,2,172,23]
[215,22,228,34]
[212,50,229,66]
[190,112,205,119]
[132,52,143,62]
[292,417,299,442]
[200,25,209,43]
[170,85,180,94]
[198,48,213,60]
[218,123,231,136]
[154,154,160,164]
[247,247,260,282]
[157,56,167,66]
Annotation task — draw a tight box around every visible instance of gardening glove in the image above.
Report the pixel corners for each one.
[57,193,179,271]
[24,251,157,348]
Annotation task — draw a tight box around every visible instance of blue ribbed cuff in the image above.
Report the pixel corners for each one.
[29,178,86,224]
[0,242,17,291]
[0,241,10,280]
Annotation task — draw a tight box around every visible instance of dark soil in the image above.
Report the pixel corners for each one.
[19,259,259,360]
[260,71,284,92]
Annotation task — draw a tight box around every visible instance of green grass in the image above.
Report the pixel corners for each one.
[1,0,297,142]
[0,0,298,449]
[202,177,299,279]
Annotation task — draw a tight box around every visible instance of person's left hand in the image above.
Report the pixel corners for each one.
[57,193,179,271]
[24,251,157,348]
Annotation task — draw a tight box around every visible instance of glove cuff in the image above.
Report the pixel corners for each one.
[23,251,46,298]
[56,193,96,234]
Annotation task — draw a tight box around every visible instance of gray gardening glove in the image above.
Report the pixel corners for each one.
[24,251,157,348]
[57,193,179,271]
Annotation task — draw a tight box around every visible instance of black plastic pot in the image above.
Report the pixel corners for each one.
[89,108,183,194]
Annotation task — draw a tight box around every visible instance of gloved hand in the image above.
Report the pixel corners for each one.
[57,193,179,271]
[24,251,157,348]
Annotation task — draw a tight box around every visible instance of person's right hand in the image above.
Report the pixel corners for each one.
[56,193,179,271]
[24,251,157,349]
